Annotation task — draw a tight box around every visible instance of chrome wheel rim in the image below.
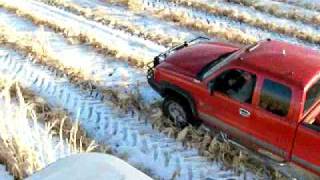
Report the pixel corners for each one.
[168,101,187,124]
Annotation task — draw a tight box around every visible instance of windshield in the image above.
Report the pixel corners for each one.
[197,43,254,80]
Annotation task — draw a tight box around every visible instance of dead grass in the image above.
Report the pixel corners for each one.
[232,0,320,26]
[0,78,100,179]
[14,87,103,154]
[170,0,320,43]
[277,0,320,12]
[0,21,139,113]
[0,1,151,68]
[110,0,144,12]
[0,22,104,95]
[109,0,257,45]
[0,1,287,178]
[41,0,184,47]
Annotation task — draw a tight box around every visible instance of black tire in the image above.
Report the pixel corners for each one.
[162,96,197,128]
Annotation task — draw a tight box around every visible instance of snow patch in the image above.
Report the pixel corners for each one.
[27,153,152,180]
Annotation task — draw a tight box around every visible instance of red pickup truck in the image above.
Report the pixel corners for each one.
[147,38,320,178]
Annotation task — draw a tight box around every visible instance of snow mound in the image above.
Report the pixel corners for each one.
[27,153,152,180]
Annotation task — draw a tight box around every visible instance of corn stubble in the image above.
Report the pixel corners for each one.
[0,1,151,68]
[232,0,320,26]
[42,0,184,47]
[0,1,287,178]
[0,78,100,179]
[110,0,257,45]
[170,0,320,44]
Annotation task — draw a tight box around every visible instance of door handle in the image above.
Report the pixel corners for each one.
[239,108,251,117]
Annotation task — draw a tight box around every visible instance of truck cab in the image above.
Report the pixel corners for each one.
[147,39,320,178]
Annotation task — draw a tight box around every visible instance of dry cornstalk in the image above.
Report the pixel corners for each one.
[110,0,257,44]
[232,0,320,26]
[170,0,320,43]
[40,0,184,47]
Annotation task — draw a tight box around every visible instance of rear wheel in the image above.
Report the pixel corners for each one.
[162,97,194,128]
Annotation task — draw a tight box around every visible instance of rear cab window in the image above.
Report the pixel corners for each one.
[304,79,320,113]
[302,79,320,132]
[259,79,292,117]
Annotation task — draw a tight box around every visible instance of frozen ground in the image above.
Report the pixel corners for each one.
[140,0,320,50]
[69,0,202,44]
[229,0,320,25]
[0,7,160,105]
[0,165,13,180]
[0,0,319,179]
[0,49,254,179]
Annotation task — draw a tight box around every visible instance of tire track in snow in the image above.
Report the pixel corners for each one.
[0,3,288,179]
[0,4,258,179]
[0,7,160,107]
[0,9,256,178]
[0,74,80,179]
[0,48,253,179]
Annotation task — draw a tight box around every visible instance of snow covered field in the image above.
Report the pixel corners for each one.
[0,0,319,179]
[0,165,12,180]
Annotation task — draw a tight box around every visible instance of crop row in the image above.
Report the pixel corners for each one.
[231,0,320,26]
[0,43,253,179]
[0,6,232,178]
[39,0,186,47]
[0,0,162,68]
[0,3,281,179]
[0,0,294,178]
[275,0,320,12]
[110,0,257,44]
[169,0,320,43]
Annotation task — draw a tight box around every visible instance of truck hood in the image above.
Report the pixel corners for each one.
[164,42,239,77]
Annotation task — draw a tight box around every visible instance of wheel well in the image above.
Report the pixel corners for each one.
[162,88,197,117]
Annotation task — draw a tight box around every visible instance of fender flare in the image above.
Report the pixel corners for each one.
[159,81,198,117]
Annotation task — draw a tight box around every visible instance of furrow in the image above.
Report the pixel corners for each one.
[114,0,257,44]
[0,0,165,68]
[37,0,200,47]
[0,3,290,179]
[274,0,320,12]
[169,0,320,44]
[0,7,247,178]
[229,0,320,26]
[0,7,159,107]
[110,0,320,50]
[0,48,252,179]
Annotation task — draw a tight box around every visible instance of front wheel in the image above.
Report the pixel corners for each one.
[162,97,193,128]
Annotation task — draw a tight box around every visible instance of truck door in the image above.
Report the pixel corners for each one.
[252,78,296,158]
[200,68,257,139]
[292,121,320,176]
[292,78,320,176]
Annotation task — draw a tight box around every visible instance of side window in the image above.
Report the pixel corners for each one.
[211,69,256,103]
[259,79,292,117]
